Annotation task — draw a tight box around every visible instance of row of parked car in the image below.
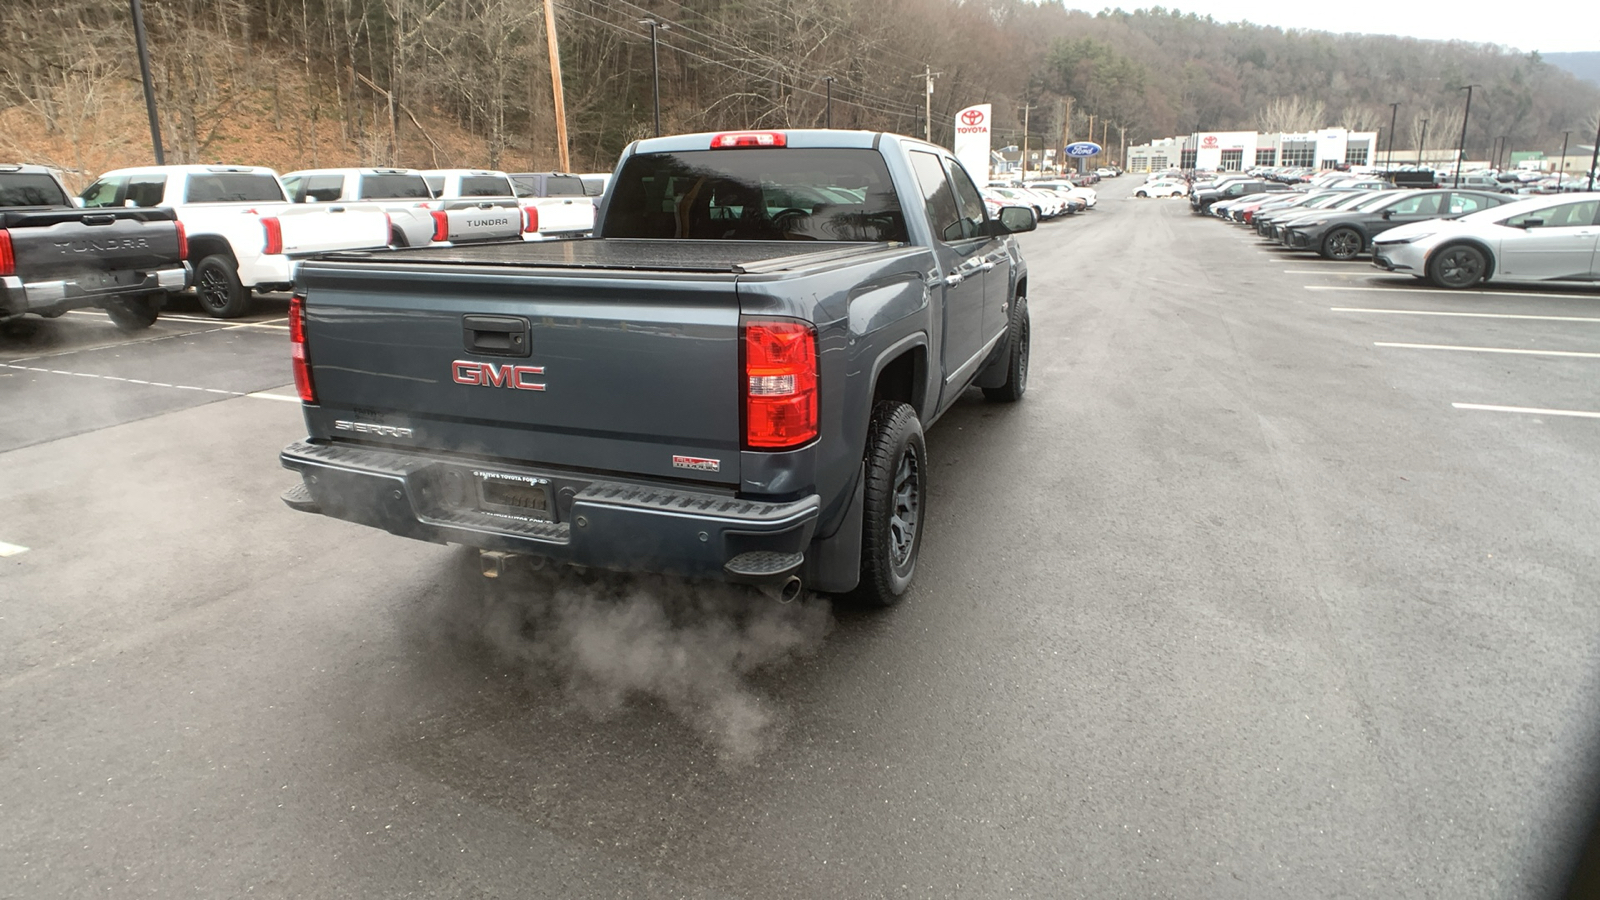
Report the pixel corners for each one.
[1191,168,1600,289]
[982,180,1098,221]
[0,162,609,329]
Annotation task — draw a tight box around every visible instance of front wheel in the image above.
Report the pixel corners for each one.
[852,401,927,608]
[1322,227,1363,261]
[1134,190,1148,198]
[982,297,1029,403]
[1428,243,1488,289]
[105,294,160,330]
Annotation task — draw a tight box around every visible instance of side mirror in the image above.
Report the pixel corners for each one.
[1381,209,1393,219]
[994,205,1037,234]
[1521,218,1543,229]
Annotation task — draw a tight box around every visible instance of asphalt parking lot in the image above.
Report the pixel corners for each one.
[4,184,1599,898]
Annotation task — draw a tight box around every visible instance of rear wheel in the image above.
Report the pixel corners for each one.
[105,294,160,330]
[852,401,927,608]
[1428,243,1488,289]
[982,297,1029,403]
[1322,227,1363,261]
[193,254,250,318]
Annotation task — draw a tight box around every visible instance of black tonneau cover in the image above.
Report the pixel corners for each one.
[319,237,903,275]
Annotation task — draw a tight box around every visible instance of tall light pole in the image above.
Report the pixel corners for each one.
[1557,130,1570,190]
[1416,118,1429,168]
[1588,113,1600,191]
[1386,102,1399,169]
[639,19,665,137]
[129,0,164,164]
[823,76,834,128]
[1020,104,1032,182]
[1452,84,1479,189]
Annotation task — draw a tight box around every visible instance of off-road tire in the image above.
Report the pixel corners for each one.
[1428,243,1488,289]
[193,253,250,318]
[982,296,1029,403]
[105,294,160,330]
[853,401,927,608]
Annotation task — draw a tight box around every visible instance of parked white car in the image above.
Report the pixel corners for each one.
[1372,193,1600,288]
[282,167,525,247]
[509,172,595,236]
[422,169,539,240]
[1135,180,1189,198]
[80,165,391,317]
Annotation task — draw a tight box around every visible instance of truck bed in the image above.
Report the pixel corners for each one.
[320,237,906,275]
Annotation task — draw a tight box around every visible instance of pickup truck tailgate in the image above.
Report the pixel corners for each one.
[439,199,522,243]
[300,261,742,485]
[2,208,180,278]
[275,204,389,255]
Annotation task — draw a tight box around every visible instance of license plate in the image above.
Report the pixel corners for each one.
[474,470,551,520]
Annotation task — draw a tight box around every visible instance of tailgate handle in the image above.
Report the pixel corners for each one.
[81,214,116,226]
[463,315,530,358]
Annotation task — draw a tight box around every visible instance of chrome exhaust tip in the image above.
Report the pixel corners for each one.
[759,575,803,603]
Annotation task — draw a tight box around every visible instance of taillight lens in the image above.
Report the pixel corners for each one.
[523,206,539,234]
[431,210,448,243]
[712,131,787,148]
[289,293,316,404]
[0,229,13,276]
[744,319,817,449]
[262,216,283,255]
[174,220,188,260]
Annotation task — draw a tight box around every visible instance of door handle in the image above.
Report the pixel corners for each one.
[944,273,965,286]
[980,262,997,272]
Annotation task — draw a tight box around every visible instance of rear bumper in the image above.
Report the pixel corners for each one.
[0,265,189,317]
[280,440,821,583]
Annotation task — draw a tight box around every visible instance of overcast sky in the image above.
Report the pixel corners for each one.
[1066,2,1597,55]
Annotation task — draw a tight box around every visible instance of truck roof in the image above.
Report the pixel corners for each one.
[422,169,510,177]
[0,164,59,176]
[96,164,279,178]
[626,129,928,156]
[284,167,422,177]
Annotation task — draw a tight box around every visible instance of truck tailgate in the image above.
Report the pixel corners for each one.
[439,200,522,243]
[531,197,594,234]
[299,261,742,485]
[3,209,181,279]
[275,205,390,255]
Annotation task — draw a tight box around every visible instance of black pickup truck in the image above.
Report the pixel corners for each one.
[0,164,188,330]
[280,130,1036,605]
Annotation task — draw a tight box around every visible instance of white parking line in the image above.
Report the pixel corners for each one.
[1453,403,1600,420]
[0,541,29,557]
[1333,307,1600,324]
[1285,270,1367,275]
[0,363,289,399]
[1309,285,1600,301]
[1374,342,1600,358]
[245,391,302,403]
[65,309,289,327]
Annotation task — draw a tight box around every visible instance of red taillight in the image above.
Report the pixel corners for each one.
[0,229,13,277]
[744,319,817,449]
[174,220,188,260]
[711,131,787,149]
[522,206,539,234]
[431,210,449,243]
[289,294,316,404]
[262,216,283,255]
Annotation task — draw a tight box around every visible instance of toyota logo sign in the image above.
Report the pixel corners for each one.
[1201,135,1219,149]
[960,109,985,127]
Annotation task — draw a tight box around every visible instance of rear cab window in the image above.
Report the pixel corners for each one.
[544,175,586,196]
[184,173,285,203]
[0,173,70,207]
[358,173,432,200]
[459,176,513,197]
[602,148,909,242]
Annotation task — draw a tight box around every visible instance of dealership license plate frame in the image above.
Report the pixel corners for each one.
[474,469,553,521]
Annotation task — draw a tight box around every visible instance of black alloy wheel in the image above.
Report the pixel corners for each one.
[1428,244,1488,289]
[1323,227,1364,261]
[193,254,251,318]
[854,401,927,607]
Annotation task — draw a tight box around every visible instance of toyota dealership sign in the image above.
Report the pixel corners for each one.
[953,104,991,186]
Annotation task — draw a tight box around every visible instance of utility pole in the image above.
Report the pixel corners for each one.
[640,19,666,137]
[1416,118,1429,168]
[129,0,164,164]
[1452,84,1478,188]
[1557,130,1570,187]
[1060,97,1073,154]
[543,0,569,171]
[1020,103,1032,182]
[824,76,834,128]
[1119,124,1126,169]
[920,66,941,143]
[1385,102,1399,169]
[1588,114,1599,191]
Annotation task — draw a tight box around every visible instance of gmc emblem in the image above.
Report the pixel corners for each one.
[451,359,546,391]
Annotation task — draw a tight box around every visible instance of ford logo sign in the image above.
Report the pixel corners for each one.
[1064,142,1101,158]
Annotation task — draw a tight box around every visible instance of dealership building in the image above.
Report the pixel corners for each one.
[1124,128,1380,173]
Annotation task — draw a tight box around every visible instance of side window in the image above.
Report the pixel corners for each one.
[304,174,345,202]
[124,175,167,207]
[1388,193,1441,216]
[943,158,989,241]
[1448,194,1488,215]
[908,151,961,244]
[424,175,444,196]
[1505,201,1599,229]
[281,175,306,202]
[80,176,128,208]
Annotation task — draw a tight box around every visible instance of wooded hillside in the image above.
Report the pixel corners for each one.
[4,0,1597,187]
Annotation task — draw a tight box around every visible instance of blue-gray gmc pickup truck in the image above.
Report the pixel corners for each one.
[280,129,1035,606]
